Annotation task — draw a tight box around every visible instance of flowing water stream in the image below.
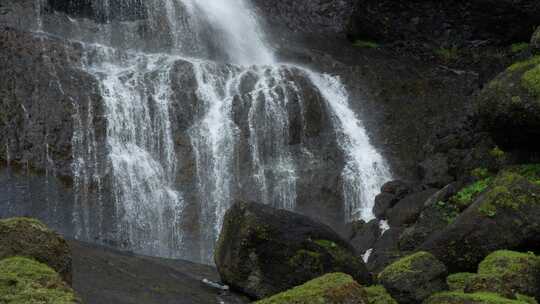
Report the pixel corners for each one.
[33,0,392,263]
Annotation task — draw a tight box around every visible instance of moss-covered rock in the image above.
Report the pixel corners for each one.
[365,285,398,304]
[477,55,540,150]
[0,217,72,284]
[447,273,476,292]
[464,251,540,298]
[0,256,79,303]
[420,170,540,272]
[379,252,448,304]
[214,202,370,300]
[424,292,531,304]
[253,273,368,304]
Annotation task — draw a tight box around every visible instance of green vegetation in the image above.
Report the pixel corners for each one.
[0,217,49,232]
[511,43,529,54]
[446,272,476,291]
[522,63,540,97]
[490,146,507,162]
[450,177,492,209]
[425,291,531,304]
[0,257,78,304]
[254,273,366,304]
[435,47,459,62]
[478,250,539,276]
[379,251,433,280]
[353,40,379,49]
[365,285,398,304]
[509,164,540,185]
[508,56,540,72]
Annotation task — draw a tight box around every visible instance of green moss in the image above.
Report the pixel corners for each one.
[365,285,398,304]
[379,252,433,280]
[446,272,476,291]
[425,291,530,304]
[478,250,539,276]
[288,250,324,273]
[522,63,540,97]
[510,164,540,185]
[515,294,539,304]
[435,47,459,62]
[0,217,49,232]
[472,168,491,179]
[353,40,379,49]
[254,273,366,304]
[508,56,540,72]
[450,177,492,209]
[0,257,78,304]
[511,43,530,54]
[490,146,507,162]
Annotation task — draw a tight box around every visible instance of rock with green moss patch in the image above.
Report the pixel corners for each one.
[214,201,371,300]
[447,273,476,292]
[365,285,398,304]
[476,56,540,150]
[379,251,448,304]
[420,170,540,273]
[0,256,80,303]
[532,27,540,54]
[464,251,540,298]
[254,273,368,304]
[0,217,72,283]
[424,291,531,304]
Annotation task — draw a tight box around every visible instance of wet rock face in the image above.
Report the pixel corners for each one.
[47,0,147,22]
[214,201,371,300]
[252,0,354,35]
[347,0,540,47]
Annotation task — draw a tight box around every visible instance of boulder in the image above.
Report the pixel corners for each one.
[365,285,398,304]
[349,219,381,255]
[366,227,405,274]
[420,170,540,272]
[374,181,413,219]
[532,27,540,54]
[386,188,439,227]
[0,256,79,303]
[214,201,371,299]
[477,56,540,150]
[424,292,532,304]
[419,154,454,188]
[379,251,448,304]
[464,251,540,299]
[253,273,368,304]
[446,273,476,292]
[0,217,72,283]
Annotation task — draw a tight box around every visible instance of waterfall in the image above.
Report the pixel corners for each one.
[25,0,393,263]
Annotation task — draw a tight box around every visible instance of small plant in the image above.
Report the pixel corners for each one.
[490,146,506,162]
[353,40,379,49]
[450,178,493,210]
[435,46,459,62]
[510,42,529,54]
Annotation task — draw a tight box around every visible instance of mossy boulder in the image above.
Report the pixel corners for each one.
[214,201,371,299]
[464,251,540,298]
[420,171,540,272]
[476,56,540,150]
[424,292,532,304]
[253,273,368,304]
[447,273,476,292]
[532,27,540,54]
[378,252,448,304]
[0,217,72,283]
[365,285,398,304]
[0,256,79,303]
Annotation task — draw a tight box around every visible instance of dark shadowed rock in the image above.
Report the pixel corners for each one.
[386,188,439,227]
[419,153,453,188]
[366,227,405,274]
[349,219,381,254]
[214,201,371,300]
[0,217,72,283]
[531,26,540,54]
[420,171,540,273]
[379,252,448,304]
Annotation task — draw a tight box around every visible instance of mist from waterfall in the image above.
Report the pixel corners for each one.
[26,0,395,263]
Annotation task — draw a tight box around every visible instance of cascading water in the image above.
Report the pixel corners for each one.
[31,0,392,264]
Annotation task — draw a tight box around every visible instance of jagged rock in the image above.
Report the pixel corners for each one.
[424,292,533,304]
[398,184,460,251]
[349,219,381,254]
[378,251,448,304]
[477,56,540,150]
[373,181,413,219]
[0,256,79,303]
[531,27,540,54]
[366,227,404,274]
[419,153,454,188]
[386,188,438,227]
[0,218,72,284]
[464,251,540,299]
[420,170,540,272]
[254,273,368,304]
[214,201,371,300]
